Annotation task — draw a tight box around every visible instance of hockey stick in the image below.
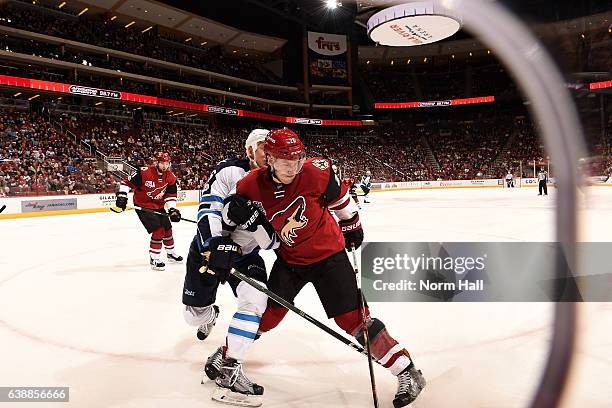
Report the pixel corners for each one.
[350,245,379,408]
[229,267,383,364]
[110,205,197,224]
[0,204,5,214]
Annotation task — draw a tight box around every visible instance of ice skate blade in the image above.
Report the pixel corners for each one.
[212,387,262,407]
[167,257,183,263]
[150,265,165,271]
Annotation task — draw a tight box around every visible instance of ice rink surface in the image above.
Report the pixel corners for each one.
[1,187,611,407]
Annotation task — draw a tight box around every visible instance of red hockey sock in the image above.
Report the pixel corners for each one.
[150,227,164,259]
[163,228,174,252]
[258,305,288,333]
[336,309,412,375]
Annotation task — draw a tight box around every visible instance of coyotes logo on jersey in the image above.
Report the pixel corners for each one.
[147,184,168,200]
[311,159,329,170]
[270,196,309,246]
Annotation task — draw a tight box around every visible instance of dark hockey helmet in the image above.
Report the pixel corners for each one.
[264,128,305,160]
[156,152,171,163]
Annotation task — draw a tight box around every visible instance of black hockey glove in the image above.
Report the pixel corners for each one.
[204,236,241,283]
[115,191,128,211]
[339,214,364,251]
[225,194,266,232]
[168,207,181,222]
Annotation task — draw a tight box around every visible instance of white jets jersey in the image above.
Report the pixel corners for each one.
[360,175,371,187]
[195,158,263,256]
[506,173,513,180]
[538,171,547,181]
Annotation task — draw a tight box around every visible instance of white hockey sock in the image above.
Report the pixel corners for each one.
[378,344,412,376]
[183,305,216,327]
[226,311,260,361]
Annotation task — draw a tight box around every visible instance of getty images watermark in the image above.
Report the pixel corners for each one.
[361,242,612,302]
[372,252,487,292]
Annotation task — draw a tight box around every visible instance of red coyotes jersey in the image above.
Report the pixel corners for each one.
[121,166,178,210]
[342,177,356,194]
[236,158,347,265]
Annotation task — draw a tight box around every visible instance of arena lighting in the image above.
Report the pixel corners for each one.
[325,0,341,9]
[77,7,88,16]
[368,1,462,46]
[95,101,103,106]
[110,15,117,21]
[28,94,40,100]
[185,37,192,42]
[141,26,153,33]
[58,2,66,9]
[125,21,135,28]
[13,92,21,97]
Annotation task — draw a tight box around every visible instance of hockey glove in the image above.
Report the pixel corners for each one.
[339,214,364,251]
[115,191,128,211]
[204,236,241,283]
[168,207,181,222]
[225,194,266,232]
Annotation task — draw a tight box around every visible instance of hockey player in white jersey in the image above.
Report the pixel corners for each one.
[505,170,514,188]
[181,129,279,406]
[360,170,372,203]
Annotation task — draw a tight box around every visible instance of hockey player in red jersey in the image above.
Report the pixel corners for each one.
[342,176,361,209]
[115,152,183,270]
[218,128,426,407]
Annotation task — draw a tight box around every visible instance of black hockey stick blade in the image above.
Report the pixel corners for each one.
[0,204,6,213]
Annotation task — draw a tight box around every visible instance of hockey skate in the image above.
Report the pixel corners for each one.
[212,358,263,407]
[167,252,184,263]
[204,345,224,381]
[393,363,426,408]
[197,305,219,341]
[150,258,165,271]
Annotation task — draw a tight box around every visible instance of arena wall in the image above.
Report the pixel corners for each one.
[0,190,199,219]
[2,177,610,219]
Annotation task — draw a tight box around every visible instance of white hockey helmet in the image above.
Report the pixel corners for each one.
[366,170,371,176]
[245,128,269,159]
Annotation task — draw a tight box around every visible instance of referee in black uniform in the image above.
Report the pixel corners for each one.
[537,168,548,196]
